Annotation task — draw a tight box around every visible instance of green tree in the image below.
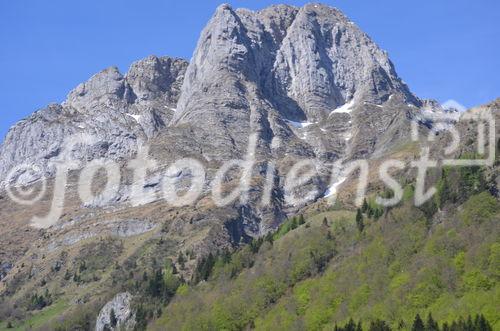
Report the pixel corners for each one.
[411,314,425,331]
[425,313,438,331]
[178,252,186,269]
[135,304,147,330]
[345,318,356,331]
[369,319,391,331]
[194,253,216,282]
[356,209,364,233]
[299,214,305,225]
[474,314,492,331]
[361,198,368,213]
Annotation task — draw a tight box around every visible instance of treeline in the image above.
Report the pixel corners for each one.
[333,313,492,331]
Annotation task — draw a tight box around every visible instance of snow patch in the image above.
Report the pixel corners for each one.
[441,100,466,112]
[126,113,141,122]
[324,176,347,198]
[271,137,281,149]
[331,99,355,114]
[286,120,314,128]
[364,101,383,108]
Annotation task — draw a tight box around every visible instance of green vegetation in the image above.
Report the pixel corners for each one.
[0,300,68,331]
[151,186,499,330]
[1,155,497,331]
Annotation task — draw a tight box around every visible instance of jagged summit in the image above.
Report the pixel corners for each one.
[0,3,425,191]
[174,2,417,122]
[0,3,431,232]
[0,56,188,184]
[0,3,499,330]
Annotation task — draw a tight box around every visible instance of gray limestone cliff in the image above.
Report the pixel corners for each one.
[0,3,431,235]
[0,57,187,186]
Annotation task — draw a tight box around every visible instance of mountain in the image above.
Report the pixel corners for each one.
[0,3,497,331]
[0,56,188,185]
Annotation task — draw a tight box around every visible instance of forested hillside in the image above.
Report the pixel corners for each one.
[149,164,499,330]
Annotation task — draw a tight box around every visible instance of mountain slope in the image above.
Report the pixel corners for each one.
[0,3,497,331]
[153,179,499,330]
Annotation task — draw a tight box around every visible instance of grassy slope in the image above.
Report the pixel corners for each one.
[152,191,500,330]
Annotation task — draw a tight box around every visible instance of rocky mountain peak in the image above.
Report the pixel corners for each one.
[0,56,188,185]
[173,2,418,130]
[126,55,188,106]
[64,66,128,112]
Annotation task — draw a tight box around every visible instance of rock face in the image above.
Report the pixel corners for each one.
[1,4,484,327]
[0,4,432,242]
[0,57,188,186]
[95,292,135,331]
[152,3,423,233]
[172,4,418,157]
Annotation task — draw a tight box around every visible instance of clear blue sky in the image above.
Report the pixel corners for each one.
[1,0,499,141]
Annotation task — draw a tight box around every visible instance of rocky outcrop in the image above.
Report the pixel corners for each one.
[0,56,188,186]
[95,292,135,331]
[0,262,12,281]
[0,5,487,327]
[172,4,418,150]
[0,4,434,236]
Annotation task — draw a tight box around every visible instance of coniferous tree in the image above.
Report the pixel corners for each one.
[299,214,305,225]
[356,209,364,233]
[221,248,231,264]
[265,231,274,244]
[369,319,391,331]
[135,304,147,330]
[466,315,474,331]
[148,269,163,297]
[411,314,425,331]
[374,208,383,220]
[194,253,216,282]
[367,207,374,219]
[426,313,439,331]
[476,314,492,331]
[345,318,356,331]
[361,198,368,213]
[178,251,186,266]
